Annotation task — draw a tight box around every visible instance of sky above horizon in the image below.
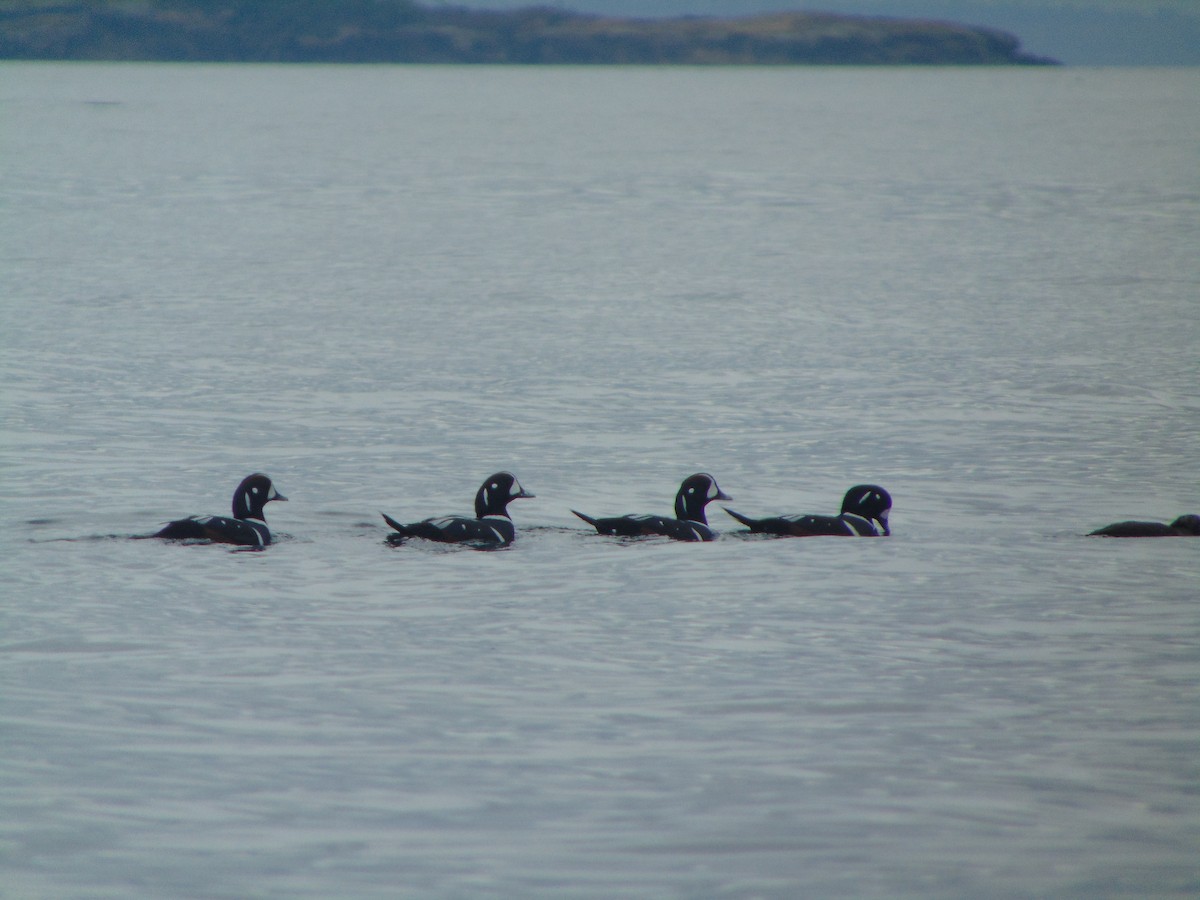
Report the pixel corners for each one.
[438,0,1200,65]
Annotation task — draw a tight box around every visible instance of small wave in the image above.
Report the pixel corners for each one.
[0,639,151,654]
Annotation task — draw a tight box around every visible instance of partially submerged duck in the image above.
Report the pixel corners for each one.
[1089,514,1200,538]
[724,484,892,537]
[153,473,287,548]
[572,473,731,542]
[382,472,534,547]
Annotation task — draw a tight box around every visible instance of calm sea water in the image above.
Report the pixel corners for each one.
[2,63,1198,898]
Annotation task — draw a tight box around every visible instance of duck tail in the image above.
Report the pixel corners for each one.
[571,509,600,529]
[381,512,411,536]
[722,507,758,529]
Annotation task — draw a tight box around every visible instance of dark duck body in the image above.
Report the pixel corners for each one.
[724,484,892,537]
[153,473,287,548]
[1089,514,1200,538]
[382,472,534,547]
[571,473,731,542]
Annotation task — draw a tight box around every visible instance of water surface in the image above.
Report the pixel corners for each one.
[2,64,1198,898]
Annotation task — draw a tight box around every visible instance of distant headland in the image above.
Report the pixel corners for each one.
[0,1,1059,66]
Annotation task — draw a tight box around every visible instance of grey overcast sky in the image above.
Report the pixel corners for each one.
[435,1,1200,65]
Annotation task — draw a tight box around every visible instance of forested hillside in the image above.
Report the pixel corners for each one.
[0,0,1057,64]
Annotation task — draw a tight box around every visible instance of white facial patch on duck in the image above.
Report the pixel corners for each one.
[707,481,719,499]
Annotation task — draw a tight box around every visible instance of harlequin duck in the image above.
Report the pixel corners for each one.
[724,484,892,537]
[1089,514,1200,537]
[382,472,534,547]
[153,473,287,548]
[571,473,731,542]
